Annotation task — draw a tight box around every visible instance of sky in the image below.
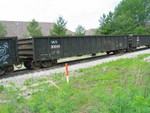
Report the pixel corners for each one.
[0,0,122,31]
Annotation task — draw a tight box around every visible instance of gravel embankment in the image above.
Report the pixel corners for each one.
[0,49,150,86]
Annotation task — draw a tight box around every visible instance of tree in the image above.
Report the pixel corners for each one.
[95,12,114,35]
[0,22,7,37]
[114,0,150,34]
[112,13,136,34]
[115,0,150,27]
[26,19,42,37]
[75,25,86,36]
[50,16,67,36]
[96,0,150,35]
[134,26,149,35]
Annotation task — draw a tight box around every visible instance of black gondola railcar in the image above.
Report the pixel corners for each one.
[18,35,128,69]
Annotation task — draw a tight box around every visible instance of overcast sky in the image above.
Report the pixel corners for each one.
[0,0,122,31]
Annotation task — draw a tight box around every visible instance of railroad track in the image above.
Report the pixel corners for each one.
[0,47,149,80]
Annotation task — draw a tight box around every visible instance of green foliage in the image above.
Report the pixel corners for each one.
[96,12,114,35]
[0,85,4,92]
[3,83,26,113]
[75,25,86,36]
[112,14,136,34]
[134,26,150,35]
[96,0,150,35]
[26,19,42,38]
[24,78,35,86]
[0,22,7,37]
[50,16,67,36]
[0,54,150,113]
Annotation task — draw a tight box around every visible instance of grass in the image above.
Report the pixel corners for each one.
[59,52,106,62]
[23,78,35,86]
[0,54,150,113]
[0,85,4,92]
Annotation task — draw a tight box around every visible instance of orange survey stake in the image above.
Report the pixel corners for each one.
[65,63,69,76]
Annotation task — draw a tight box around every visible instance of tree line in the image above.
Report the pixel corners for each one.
[0,17,86,38]
[0,0,149,38]
[96,0,150,35]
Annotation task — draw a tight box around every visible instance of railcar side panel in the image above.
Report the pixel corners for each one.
[33,38,49,61]
[129,35,150,48]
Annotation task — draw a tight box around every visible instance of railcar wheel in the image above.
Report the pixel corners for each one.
[113,51,118,54]
[52,59,57,65]
[119,50,124,54]
[131,47,136,52]
[92,54,96,57]
[6,66,14,73]
[106,51,110,55]
[32,61,42,69]
[42,61,52,68]
[0,68,6,76]
[24,61,32,69]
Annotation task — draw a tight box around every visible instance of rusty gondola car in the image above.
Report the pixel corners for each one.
[0,37,18,75]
